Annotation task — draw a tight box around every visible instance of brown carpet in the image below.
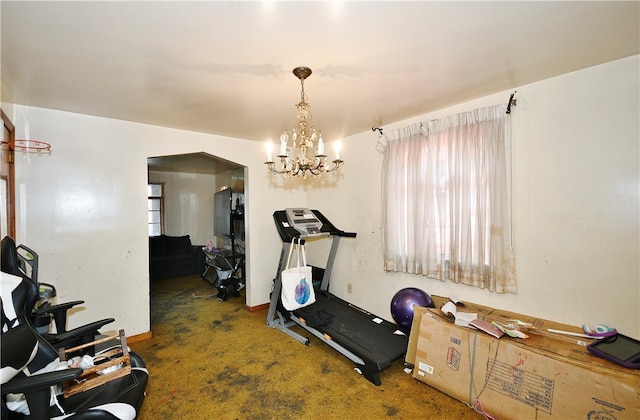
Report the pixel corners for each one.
[130,275,483,419]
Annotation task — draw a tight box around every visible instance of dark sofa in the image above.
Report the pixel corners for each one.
[149,234,205,280]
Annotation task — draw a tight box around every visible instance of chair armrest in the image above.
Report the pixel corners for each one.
[191,245,205,263]
[44,318,115,346]
[36,300,85,314]
[35,300,85,333]
[191,245,205,254]
[2,368,83,419]
[1,368,82,395]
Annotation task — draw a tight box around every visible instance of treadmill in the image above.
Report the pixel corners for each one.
[266,209,408,386]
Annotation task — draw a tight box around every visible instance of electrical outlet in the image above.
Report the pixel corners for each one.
[347,283,352,293]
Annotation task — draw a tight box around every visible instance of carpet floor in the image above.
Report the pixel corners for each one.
[130,275,483,419]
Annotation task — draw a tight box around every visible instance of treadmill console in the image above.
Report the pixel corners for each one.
[285,208,323,236]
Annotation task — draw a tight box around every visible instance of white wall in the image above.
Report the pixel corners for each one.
[10,107,307,336]
[7,55,638,339]
[148,170,216,245]
[308,56,640,337]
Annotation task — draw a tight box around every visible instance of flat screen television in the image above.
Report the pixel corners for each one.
[213,188,232,238]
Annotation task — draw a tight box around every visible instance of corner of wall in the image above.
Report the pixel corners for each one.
[1,82,15,122]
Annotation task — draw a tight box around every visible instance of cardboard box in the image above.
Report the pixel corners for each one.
[410,300,640,420]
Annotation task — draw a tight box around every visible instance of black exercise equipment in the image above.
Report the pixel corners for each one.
[266,209,408,386]
[202,249,245,301]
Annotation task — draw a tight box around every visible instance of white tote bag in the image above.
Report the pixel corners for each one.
[280,238,315,311]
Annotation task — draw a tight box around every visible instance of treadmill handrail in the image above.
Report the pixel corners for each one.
[298,231,331,240]
[273,210,357,244]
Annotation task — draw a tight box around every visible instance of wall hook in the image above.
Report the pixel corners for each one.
[506,91,517,114]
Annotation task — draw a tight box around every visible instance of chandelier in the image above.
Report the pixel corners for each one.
[265,66,343,179]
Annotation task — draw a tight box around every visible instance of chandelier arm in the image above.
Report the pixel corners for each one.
[325,160,343,174]
[266,163,289,175]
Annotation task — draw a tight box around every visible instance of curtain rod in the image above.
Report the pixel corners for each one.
[374,93,517,137]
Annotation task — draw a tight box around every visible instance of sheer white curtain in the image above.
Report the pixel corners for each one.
[379,104,516,293]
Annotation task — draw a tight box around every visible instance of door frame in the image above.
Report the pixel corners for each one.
[1,108,16,239]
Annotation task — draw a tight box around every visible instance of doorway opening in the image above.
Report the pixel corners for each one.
[147,152,247,325]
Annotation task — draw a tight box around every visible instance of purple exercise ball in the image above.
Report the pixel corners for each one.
[390,288,435,332]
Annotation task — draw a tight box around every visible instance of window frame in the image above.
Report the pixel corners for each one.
[148,183,165,237]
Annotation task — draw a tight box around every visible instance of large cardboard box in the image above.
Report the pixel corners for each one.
[411,302,640,420]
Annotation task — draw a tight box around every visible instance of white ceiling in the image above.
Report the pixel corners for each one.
[2,1,639,148]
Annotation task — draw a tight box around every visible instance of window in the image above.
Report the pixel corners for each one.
[148,183,164,237]
[379,104,516,293]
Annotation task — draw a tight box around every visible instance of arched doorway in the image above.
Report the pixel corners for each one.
[147,152,247,323]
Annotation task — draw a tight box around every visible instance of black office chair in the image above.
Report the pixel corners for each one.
[1,271,148,419]
[0,236,115,352]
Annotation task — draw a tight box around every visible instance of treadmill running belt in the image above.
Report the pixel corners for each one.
[294,293,408,367]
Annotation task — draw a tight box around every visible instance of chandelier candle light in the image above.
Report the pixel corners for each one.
[265,66,343,179]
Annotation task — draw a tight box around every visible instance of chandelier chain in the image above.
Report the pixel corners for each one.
[300,78,306,103]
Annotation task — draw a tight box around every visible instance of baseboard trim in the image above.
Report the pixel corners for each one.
[246,302,269,312]
[127,331,153,343]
